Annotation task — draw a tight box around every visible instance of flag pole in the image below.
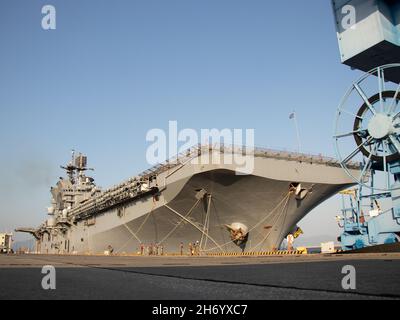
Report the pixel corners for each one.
[290,112,302,154]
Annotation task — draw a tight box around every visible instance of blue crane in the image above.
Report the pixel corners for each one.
[332,0,400,250]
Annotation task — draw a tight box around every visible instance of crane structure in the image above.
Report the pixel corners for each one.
[332,0,400,250]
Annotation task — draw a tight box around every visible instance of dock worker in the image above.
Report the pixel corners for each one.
[287,234,294,252]
[180,242,184,256]
[140,243,144,255]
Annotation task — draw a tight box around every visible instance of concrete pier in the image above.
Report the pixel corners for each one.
[0,253,399,300]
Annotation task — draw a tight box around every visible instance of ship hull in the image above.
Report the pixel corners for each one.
[36,153,356,254]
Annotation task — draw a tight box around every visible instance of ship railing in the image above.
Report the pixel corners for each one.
[137,143,355,179]
[134,144,357,184]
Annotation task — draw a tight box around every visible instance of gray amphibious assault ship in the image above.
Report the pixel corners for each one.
[17,145,359,255]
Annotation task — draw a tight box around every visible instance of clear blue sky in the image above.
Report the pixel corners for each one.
[0,0,363,243]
